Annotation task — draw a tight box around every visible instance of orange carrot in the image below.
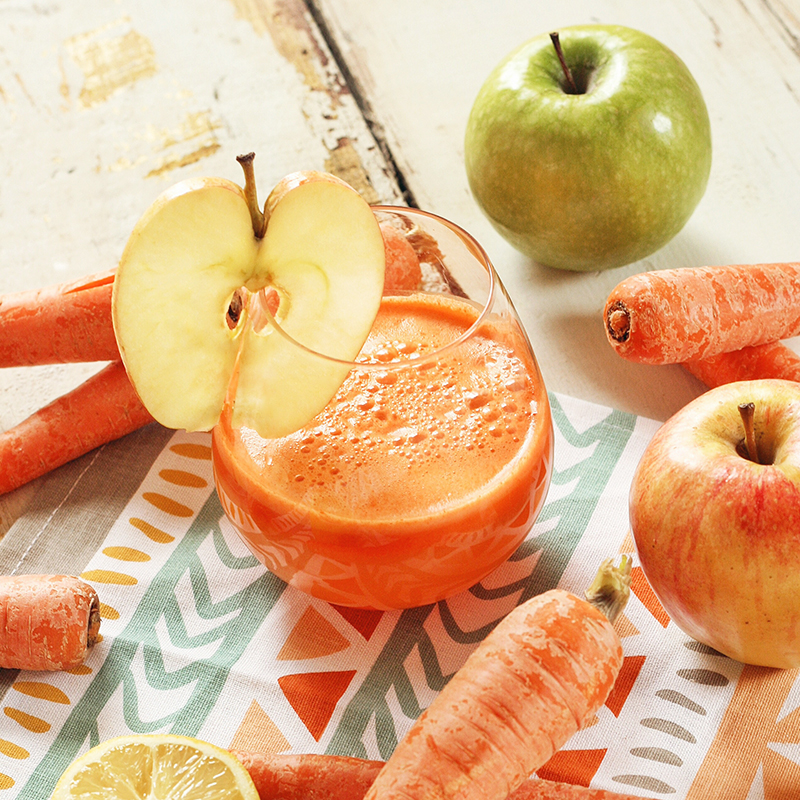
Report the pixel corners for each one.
[232,753,652,800]
[380,221,422,293]
[0,269,120,366]
[359,558,631,800]
[0,574,100,670]
[0,361,153,495]
[683,340,800,388]
[232,753,382,800]
[510,778,652,800]
[604,262,800,364]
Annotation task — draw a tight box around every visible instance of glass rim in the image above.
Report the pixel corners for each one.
[261,204,499,370]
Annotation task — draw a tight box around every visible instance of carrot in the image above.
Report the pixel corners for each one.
[0,361,153,495]
[0,574,101,670]
[232,753,383,800]
[231,753,652,800]
[604,262,800,364]
[683,340,800,388]
[510,777,652,800]
[359,557,631,800]
[0,269,119,366]
[380,221,422,293]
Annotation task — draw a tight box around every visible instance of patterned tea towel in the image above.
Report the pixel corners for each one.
[0,392,796,800]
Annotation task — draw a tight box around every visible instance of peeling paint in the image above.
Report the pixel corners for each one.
[324,137,379,204]
[14,73,35,106]
[146,142,222,178]
[227,0,341,103]
[65,18,157,107]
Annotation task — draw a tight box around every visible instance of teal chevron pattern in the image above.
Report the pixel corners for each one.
[325,394,637,758]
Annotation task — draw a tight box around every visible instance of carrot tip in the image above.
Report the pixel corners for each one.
[584,555,632,624]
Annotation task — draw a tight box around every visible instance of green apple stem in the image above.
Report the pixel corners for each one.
[549,32,578,95]
[236,152,268,239]
[738,401,760,464]
[584,555,632,624]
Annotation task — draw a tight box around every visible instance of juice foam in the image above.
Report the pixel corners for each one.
[213,292,552,608]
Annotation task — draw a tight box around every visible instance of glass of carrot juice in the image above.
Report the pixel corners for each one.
[211,207,553,610]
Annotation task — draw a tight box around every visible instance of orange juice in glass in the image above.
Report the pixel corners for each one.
[211,207,553,609]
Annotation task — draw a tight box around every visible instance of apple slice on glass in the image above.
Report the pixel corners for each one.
[112,157,385,439]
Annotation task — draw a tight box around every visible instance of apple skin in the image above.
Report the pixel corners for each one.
[629,379,800,668]
[464,25,712,271]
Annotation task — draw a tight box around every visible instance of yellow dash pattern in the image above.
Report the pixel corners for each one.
[171,442,212,460]
[66,664,93,676]
[103,546,151,562]
[81,569,137,586]
[143,492,193,518]
[4,707,51,733]
[99,603,121,620]
[159,469,208,489]
[12,682,70,704]
[0,774,13,789]
[129,517,174,544]
[0,740,28,760]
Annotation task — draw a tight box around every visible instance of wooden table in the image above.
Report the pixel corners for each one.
[2,0,800,530]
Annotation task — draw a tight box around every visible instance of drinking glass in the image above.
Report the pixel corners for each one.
[212,207,553,609]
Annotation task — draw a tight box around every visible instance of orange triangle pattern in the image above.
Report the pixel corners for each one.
[613,612,640,639]
[331,605,384,641]
[630,566,670,628]
[229,699,290,754]
[278,607,351,660]
[536,748,608,787]
[619,530,636,554]
[763,747,800,800]
[605,655,646,718]
[278,670,357,741]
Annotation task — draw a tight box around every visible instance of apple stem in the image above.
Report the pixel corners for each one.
[738,401,760,464]
[550,32,578,95]
[236,152,268,239]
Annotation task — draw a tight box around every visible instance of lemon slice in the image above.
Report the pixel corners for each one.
[50,734,259,800]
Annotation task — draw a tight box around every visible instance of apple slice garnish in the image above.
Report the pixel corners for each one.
[111,156,385,438]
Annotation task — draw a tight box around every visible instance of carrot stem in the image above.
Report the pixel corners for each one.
[584,555,632,625]
[0,361,153,495]
[0,574,101,671]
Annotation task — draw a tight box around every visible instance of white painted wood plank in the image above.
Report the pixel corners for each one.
[315,0,800,423]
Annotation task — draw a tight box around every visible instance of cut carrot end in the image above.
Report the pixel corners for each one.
[605,303,631,343]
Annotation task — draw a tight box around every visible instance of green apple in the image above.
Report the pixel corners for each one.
[112,159,385,439]
[464,25,712,271]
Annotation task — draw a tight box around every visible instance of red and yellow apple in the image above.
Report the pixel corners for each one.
[112,157,385,439]
[629,379,800,668]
